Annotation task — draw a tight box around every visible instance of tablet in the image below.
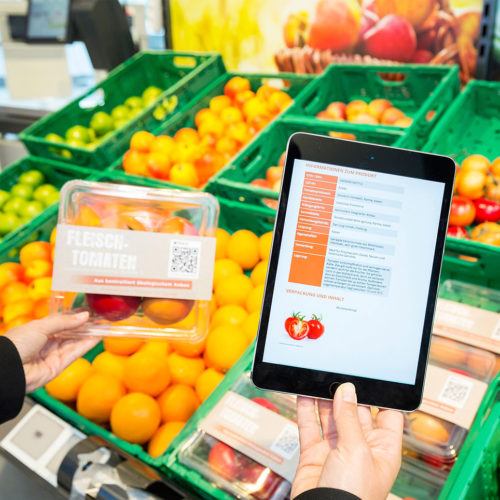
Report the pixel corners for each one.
[252,133,455,411]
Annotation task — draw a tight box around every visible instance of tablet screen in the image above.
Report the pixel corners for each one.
[262,157,445,386]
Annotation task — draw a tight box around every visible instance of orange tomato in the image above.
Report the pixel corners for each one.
[195,108,218,128]
[122,149,148,176]
[267,91,293,114]
[169,163,199,187]
[234,89,256,108]
[171,337,206,358]
[205,325,248,372]
[24,259,53,281]
[150,135,176,156]
[256,85,279,101]
[138,340,171,358]
[20,241,51,267]
[215,137,239,156]
[130,131,155,153]
[248,114,271,132]
[226,122,252,145]
[242,97,268,120]
[74,205,101,227]
[33,298,51,319]
[461,154,490,173]
[214,274,253,308]
[28,277,52,301]
[490,157,500,177]
[0,263,25,288]
[213,259,243,288]
[157,384,200,422]
[457,170,487,199]
[227,230,260,270]
[146,152,171,180]
[195,368,224,402]
[45,358,92,402]
[104,337,144,356]
[174,128,199,144]
[220,106,243,125]
[167,352,205,386]
[215,228,230,259]
[3,298,35,324]
[224,76,251,100]
[110,393,161,444]
[148,422,185,457]
[172,142,201,163]
[194,150,221,184]
[209,95,231,114]
[198,118,225,139]
[123,351,171,396]
[77,374,126,423]
[0,281,30,307]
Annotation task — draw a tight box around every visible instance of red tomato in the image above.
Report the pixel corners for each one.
[474,198,500,223]
[240,464,282,500]
[251,397,280,414]
[208,442,245,479]
[286,317,309,340]
[447,226,468,239]
[449,196,476,227]
[284,312,303,331]
[307,314,325,339]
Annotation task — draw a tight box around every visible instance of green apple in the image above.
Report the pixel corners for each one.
[142,86,162,106]
[65,125,91,144]
[18,170,45,187]
[3,197,27,214]
[33,184,58,204]
[66,139,87,149]
[20,200,45,219]
[45,133,64,144]
[10,183,34,199]
[0,212,21,235]
[125,96,143,110]
[111,105,130,121]
[42,191,60,207]
[90,111,114,136]
[0,190,10,208]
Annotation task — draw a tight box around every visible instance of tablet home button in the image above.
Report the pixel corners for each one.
[329,382,341,397]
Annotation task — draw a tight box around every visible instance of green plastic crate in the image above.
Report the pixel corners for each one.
[20,51,224,168]
[0,157,94,260]
[286,63,460,146]
[29,193,274,475]
[440,373,500,500]
[164,347,256,500]
[107,71,316,190]
[206,115,412,207]
[423,80,500,289]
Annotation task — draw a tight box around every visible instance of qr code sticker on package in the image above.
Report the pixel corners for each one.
[270,423,299,460]
[168,240,201,279]
[438,375,473,409]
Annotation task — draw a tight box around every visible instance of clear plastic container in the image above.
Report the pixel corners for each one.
[391,455,447,499]
[178,373,295,500]
[439,279,500,313]
[51,180,219,341]
[403,336,496,470]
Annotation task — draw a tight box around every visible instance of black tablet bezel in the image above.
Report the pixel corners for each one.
[252,132,455,411]
[25,0,73,44]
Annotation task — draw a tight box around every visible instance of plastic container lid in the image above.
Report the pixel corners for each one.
[178,373,295,500]
[402,336,496,469]
[51,180,219,341]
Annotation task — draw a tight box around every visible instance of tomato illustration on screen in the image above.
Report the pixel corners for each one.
[307,314,325,339]
[285,313,309,340]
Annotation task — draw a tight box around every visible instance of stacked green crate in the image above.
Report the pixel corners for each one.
[20,51,224,168]
[423,80,500,289]
[0,157,94,260]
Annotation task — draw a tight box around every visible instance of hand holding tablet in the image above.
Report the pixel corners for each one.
[252,133,455,411]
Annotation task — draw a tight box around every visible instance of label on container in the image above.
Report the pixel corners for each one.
[420,364,487,429]
[199,391,300,482]
[434,299,500,354]
[52,224,216,300]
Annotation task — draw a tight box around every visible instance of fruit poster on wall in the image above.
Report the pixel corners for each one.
[170,0,484,83]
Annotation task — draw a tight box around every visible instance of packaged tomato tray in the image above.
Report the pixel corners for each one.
[402,336,496,470]
[177,372,297,500]
[51,180,218,341]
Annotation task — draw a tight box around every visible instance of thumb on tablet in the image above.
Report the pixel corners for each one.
[333,383,366,451]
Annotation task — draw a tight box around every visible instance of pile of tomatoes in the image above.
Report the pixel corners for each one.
[448,154,500,246]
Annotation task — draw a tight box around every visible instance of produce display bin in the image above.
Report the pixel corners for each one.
[206,115,412,208]
[286,63,460,145]
[29,188,274,474]
[107,71,315,189]
[424,80,500,290]
[439,373,500,500]
[20,51,224,168]
[0,157,94,260]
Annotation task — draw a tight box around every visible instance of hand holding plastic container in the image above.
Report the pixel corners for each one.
[50,180,218,341]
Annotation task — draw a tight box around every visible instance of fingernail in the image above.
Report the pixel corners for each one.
[342,383,357,403]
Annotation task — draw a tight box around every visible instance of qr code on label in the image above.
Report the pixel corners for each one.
[438,375,473,409]
[270,423,299,460]
[168,240,201,279]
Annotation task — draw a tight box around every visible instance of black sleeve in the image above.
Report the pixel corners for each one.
[0,336,26,424]
[294,488,361,500]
